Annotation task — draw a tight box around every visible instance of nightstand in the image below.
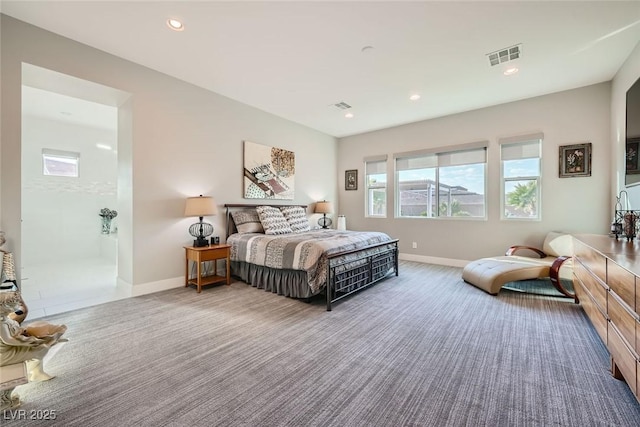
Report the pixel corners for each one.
[184,244,231,293]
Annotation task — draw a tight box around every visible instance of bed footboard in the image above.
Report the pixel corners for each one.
[325,240,399,311]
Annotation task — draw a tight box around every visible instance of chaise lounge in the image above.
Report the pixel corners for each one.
[461,231,576,301]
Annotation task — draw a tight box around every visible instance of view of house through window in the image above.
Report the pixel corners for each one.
[395,145,486,218]
[42,149,80,177]
[500,136,542,219]
[365,157,387,217]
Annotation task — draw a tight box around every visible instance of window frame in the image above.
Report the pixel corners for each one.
[394,143,487,220]
[42,149,80,178]
[364,156,387,218]
[499,135,543,221]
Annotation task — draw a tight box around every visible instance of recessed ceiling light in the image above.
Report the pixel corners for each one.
[167,18,184,31]
[503,67,519,76]
[345,112,354,119]
[409,94,421,101]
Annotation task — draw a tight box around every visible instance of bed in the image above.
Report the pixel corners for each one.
[225,204,399,310]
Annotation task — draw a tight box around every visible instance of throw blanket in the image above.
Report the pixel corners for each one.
[228,230,393,293]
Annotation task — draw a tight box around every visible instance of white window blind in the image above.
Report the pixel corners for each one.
[395,154,437,171]
[365,159,387,175]
[438,147,486,167]
[501,140,540,161]
[499,133,543,160]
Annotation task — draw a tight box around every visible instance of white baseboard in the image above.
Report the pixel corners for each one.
[120,276,184,297]
[399,253,469,268]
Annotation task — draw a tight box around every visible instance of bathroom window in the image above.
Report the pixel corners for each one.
[42,149,80,177]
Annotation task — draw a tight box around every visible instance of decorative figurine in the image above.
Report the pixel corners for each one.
[0,291,67,409]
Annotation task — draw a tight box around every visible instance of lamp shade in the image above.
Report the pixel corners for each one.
[314,201,333,214]
[184,195,218,217]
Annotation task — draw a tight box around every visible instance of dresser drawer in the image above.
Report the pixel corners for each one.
[609,323,638,396]
[637,279,640,316]
[574,259,608,313]
[637,317,640,356]
[574,239,607,283]
[608,260,636,309]
[575,277,607,343]
[608,292,637,353]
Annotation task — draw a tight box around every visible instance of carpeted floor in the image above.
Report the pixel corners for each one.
[4,261,639,426]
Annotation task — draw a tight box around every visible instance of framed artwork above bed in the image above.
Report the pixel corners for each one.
[243,141,295,199]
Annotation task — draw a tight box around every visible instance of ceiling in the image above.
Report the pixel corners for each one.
[3,1,640,138]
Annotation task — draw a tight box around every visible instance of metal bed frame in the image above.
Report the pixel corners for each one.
[225,204,399,310]
[324,240,398,310]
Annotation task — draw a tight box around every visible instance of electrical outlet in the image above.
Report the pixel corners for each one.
[412,242,417,249]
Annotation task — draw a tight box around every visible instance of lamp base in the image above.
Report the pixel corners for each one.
[317,214,332,229]
[193,237,209,247]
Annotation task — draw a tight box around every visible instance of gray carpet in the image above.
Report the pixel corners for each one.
[4,261,639,426]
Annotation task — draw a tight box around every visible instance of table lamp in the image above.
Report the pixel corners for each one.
[315,200,333,229]
[184,195,217,247]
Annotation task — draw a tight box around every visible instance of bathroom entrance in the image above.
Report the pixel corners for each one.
[20,64,130,318]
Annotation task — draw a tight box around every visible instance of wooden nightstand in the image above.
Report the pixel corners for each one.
[184,244,231,293]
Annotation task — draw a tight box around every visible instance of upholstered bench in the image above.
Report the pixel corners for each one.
[462,232,576,300]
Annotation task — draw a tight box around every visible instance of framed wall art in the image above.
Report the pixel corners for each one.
[559,143,591,178]
[243,141,295,199]
[345,169,358,190]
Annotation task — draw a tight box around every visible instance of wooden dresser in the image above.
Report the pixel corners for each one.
[573,234,639,402]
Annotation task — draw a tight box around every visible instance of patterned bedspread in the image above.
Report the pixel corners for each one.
[227,230,393,293]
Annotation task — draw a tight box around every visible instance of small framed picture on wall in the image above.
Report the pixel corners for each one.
[559,143,592,178]
[345,169,358,190]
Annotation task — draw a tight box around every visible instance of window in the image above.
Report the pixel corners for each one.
[365,156,387,217]
[395,143,487,218]
[42,149,80,177]
[500,135,542,220]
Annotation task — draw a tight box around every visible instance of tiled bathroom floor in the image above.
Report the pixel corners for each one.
[19,257,129,319]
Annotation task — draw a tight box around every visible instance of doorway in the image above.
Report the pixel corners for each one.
[20,64,131,318]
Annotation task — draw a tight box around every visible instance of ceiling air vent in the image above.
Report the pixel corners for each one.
[487,44,522,67]
[332,102,352,110]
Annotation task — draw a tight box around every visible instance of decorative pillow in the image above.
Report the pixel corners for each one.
[280,206,311,233]
[231,210,264,234]
[256,206,293,235]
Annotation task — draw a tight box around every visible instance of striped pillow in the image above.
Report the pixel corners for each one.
[231,210,264,234]
[280,206,311,233]
[256,206,293,235]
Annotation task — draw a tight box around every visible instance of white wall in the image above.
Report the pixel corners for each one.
[613,41,640,204]
[1,15,337,291]
[21,114,117,267]
[338,83,612,264]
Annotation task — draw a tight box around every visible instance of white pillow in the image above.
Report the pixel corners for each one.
[256,206,293,235]
[280,206,311,233]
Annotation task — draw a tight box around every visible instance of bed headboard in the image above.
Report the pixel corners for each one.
[224,203,309,239]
